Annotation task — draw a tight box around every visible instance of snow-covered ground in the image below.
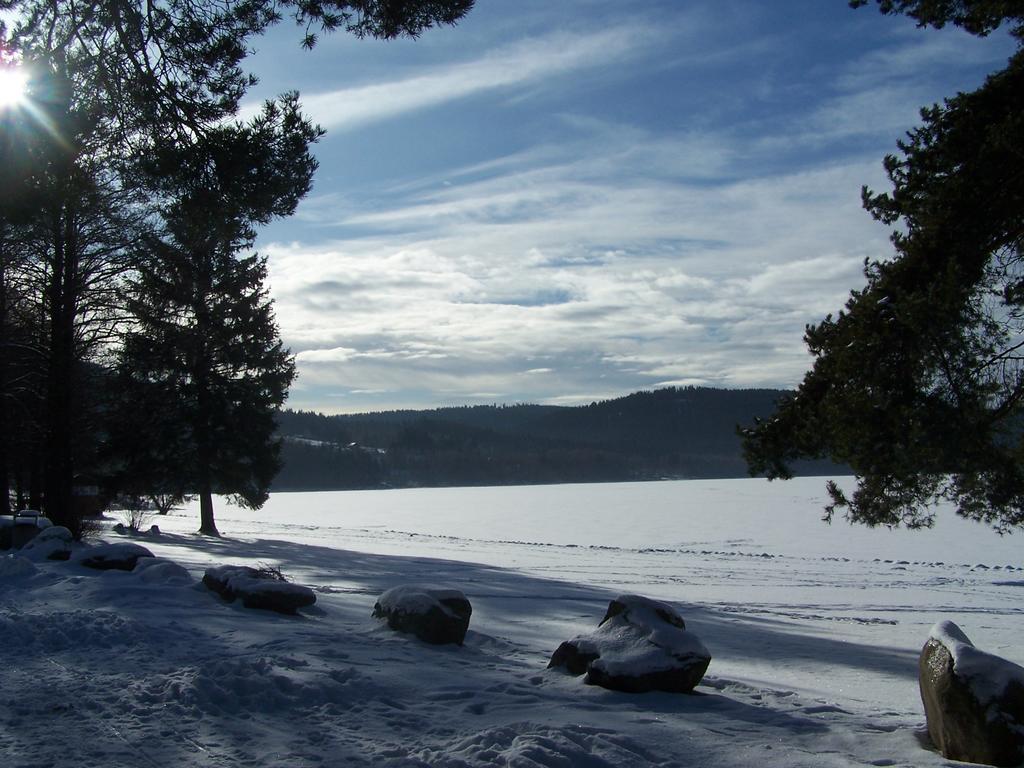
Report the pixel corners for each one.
[1,476,1020,767]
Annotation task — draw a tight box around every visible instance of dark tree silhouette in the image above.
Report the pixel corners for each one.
[116,97,317,535]
[0,0,473,531]
[9,0,473,153]
[743,3,1024,532]
[273,387,840,491]
[0,57,144,534]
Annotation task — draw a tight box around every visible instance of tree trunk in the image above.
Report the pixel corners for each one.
[27,453,42,510]
[194,274,218,537]
[0,253,9,517]
[198,485,218,536]
[43,201,77,531]
[0,394,8,516]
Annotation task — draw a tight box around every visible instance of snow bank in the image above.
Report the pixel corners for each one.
[127,656,362,718]
[0,609,154,652]
[0,555,37,579]
[410,722,666,767]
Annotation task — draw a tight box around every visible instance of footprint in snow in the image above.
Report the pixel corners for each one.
[802,704,852,715]
[860,722,901,733]
[427,690,475,702]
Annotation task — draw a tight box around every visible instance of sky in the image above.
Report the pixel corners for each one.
[238,0,1017,414]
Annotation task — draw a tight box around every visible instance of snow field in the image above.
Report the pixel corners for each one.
[1,476,1021,767]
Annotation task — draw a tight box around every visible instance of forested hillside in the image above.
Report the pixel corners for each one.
[273,387,841,490]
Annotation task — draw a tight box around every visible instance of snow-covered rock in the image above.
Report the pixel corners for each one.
[77,542,154,571]
[133,557,192,585]
[549,594,711,693]
[372,585,472,645]
[919,620,1024,766]
[203,565,316,615]
[33,525,72,542]
[19,525,73,561]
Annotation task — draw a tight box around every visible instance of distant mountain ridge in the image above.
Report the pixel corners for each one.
[273,386,840,490]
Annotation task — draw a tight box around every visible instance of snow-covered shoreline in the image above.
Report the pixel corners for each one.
[2,477,1020,766]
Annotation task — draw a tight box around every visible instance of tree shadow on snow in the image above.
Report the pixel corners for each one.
[146,530,921,685]
[13,530,930,766]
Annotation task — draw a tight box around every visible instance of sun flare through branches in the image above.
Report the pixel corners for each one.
[0,65,28,108]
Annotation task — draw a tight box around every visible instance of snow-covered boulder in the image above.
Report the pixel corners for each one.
[203,565,316,615]
[133,557,192,585]
[19,525,73,561]
[77,542,154,571]
[549,595,711,694]
[372,585,472,645]
[919,621,1024,766]
[33,525,72,542]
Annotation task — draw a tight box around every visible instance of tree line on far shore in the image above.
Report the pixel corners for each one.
[273,387,842,491]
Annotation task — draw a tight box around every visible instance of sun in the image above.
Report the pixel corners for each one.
[0,66,28,109]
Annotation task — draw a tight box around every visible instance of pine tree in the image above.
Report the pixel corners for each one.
[743,3,1024,532]
[0,57,143,532]
[116,97,316,534]
[120,232,294,535]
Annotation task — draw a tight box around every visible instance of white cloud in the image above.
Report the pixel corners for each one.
[267,138,890,412]
[256,4,1009,413]
[295,346,359,363]
[254,27,654,132]
[836,30,1014,92]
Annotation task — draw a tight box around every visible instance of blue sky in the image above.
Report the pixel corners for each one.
[240,1,1016,414]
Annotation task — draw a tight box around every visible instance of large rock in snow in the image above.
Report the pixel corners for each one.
[549,595,711,694]
[203,565,316,615]
[919,621,1024,766]
[78,542,154,571]
[20,525,73,561]
[133,557,192,585]
[372,586,472,645]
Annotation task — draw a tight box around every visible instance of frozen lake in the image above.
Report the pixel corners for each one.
[182,475,1023,562]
